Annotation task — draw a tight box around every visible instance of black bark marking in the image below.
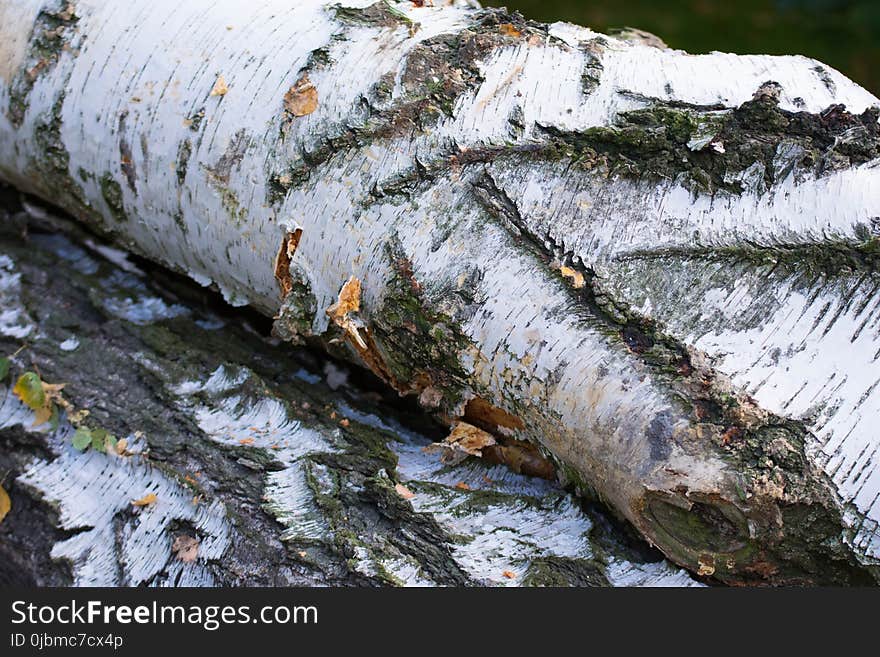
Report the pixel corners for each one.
[646,411,673,461]
[118,111,137,193]
[205,129,249,186]
[176,139,192,186]
[812,64,837,95]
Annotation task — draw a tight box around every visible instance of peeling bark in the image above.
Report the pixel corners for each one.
[0,0,879,584]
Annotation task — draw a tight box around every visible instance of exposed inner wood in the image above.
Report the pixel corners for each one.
[273,227,302,298]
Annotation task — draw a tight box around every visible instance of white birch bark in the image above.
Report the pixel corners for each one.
[1,0,879,583]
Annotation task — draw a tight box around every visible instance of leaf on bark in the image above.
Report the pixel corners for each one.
[13,372,64,427]
[132,493,158,507]
[72,427,92,451]
[71,426,119,453]
[209,75,228,97]
[0,484,10,525]
[284,74,318,118]
[13,372,45,410]
[172,535,200,563]
[558,265,586,289]
[424,421,497,464]
[499,24,522,38]
[395,483,415,500]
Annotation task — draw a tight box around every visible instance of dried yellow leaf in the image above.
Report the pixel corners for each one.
[210,75,228,96]
[13,372,45,410]
[283,74,318,118]
[499,23,522,38]
[395,483,415,500]
[502,570,517,579]
[32,405,53,427]
[42,380,65,394]
[559,266,585,289]
[68,407,90,424]
[446,421,497,456]
[131,492,157,507]
[424,421,498,465]
[172,535,199,563]
[0,484,10,525]
[697,556,716,577]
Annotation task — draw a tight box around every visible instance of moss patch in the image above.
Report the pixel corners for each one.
[7,1,79,128]
[366,242,473,409]
[99,174,127,223]
[522,556,610,587]
[539,86,880,195]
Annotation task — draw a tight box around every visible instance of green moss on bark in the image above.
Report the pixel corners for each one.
[272,273,318,345]
[6,1,79,127]
[30,95,94,225]
[99,174,127,223]
[540,87,880,195]
[522,556,610,587]
[368,242,473,409]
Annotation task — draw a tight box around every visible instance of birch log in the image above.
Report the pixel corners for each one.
[0,192,700,587]
[0,0,879,584]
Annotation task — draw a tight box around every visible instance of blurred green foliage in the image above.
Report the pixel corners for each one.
[486,0,879,95]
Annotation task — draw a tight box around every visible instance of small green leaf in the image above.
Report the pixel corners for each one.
[49,405,60,431]
[13,372,45,410]
[0,357,9,381]
[90,428,118,454]
[91,428,108,453]
[72,427,92,451]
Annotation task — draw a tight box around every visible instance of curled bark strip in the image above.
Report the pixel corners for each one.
[482,440,556,481]
[274,227,303,298]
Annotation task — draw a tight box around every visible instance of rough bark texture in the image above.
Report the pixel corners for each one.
[0,0,878,584]
[0,188,700,587]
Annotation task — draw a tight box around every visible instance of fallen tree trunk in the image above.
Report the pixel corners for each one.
[0,0,878,584]
[0,190,699,587]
